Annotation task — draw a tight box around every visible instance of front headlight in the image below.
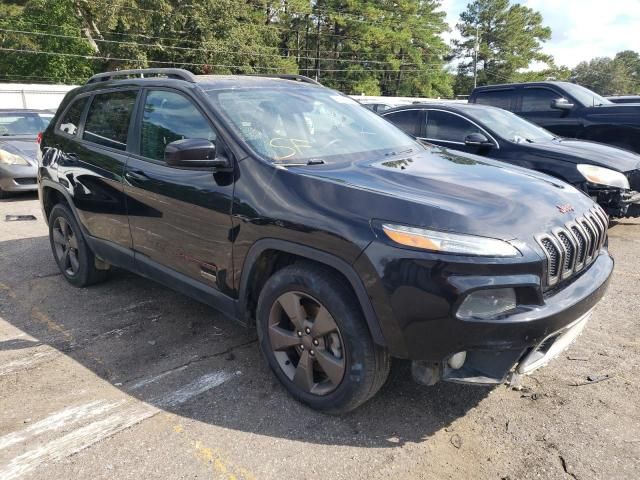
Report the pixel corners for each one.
[577,164,629,189]
[381,223,521,257]
[0,148,29,166]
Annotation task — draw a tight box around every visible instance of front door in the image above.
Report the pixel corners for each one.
[420,109,493,154]
[515,87,582,138]
[124,88,235,294]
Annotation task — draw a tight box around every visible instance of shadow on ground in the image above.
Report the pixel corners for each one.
[0,235,491,448]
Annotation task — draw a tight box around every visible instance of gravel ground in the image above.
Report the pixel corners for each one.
[0,193,638,480]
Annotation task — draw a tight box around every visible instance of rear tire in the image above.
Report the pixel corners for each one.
[48,204,108,287]
[256,263,390,414]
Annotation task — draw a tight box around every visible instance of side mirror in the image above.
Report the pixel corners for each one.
[464,132,493,147]
[551,98,574,111]
[165,138,231,170]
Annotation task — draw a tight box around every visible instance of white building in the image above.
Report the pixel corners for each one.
[0,83,77,110]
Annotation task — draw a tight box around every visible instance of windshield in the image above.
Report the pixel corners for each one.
[0,112,53,136]
[561,83,611,107]
[206,88,419,164]
[473,107,555,143]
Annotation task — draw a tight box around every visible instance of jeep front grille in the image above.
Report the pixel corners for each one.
[537,207,608,287]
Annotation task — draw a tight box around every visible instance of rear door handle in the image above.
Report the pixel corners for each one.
[125,170,150,182]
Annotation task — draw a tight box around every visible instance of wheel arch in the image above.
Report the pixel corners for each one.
[238,239,386,346]
[41,181,78,225]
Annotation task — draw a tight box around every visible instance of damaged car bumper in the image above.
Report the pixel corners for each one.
[356,241,614,386]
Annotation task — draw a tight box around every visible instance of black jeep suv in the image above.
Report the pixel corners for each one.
[39,69,613,413]
[470,81,640,156]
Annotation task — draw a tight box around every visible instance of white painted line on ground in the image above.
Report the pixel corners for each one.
[0,400,124,451]
[0,370,239,480]
[0,349,58,376]
[128,365,189,391]
[154,370,239,408]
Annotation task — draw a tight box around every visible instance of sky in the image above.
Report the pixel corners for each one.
[440,0,640,68]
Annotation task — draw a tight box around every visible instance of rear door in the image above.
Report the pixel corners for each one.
[124,87,235,294]
[515,87,582,138]
[53,89,137,254]
[382,109,424,138]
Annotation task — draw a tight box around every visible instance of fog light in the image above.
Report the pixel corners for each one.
[457,288,516,320]
[448,351,467,369]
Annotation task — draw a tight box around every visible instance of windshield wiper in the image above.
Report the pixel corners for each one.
[276,159,326,167]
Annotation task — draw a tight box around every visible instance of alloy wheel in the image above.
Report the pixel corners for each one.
[52,216,80,277]
[268,291,346,396]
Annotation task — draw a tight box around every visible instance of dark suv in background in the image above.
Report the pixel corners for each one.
[382,103,640,217]
[470,81,640,154]
[39,69,613,413]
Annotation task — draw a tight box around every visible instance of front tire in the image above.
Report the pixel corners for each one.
[256,263,390,414]
[48,204,108,287]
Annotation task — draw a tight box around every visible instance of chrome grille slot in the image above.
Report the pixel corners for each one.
[556,230,576,277]
[570,224,587,267]
[539,237,562,285]
[580,218,597,260]
[537,209,608,288]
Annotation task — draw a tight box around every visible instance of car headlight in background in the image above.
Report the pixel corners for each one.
[457,288,517,320]
[0,149,29,166]
[577,164,630,189]
[381,223,521,257]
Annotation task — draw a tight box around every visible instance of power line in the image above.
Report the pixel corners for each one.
[0,27,434,66]
[0,47,438,74]
[0,18,449,61]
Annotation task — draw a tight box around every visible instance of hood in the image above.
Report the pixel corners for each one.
[293,145,597,243]
[0,137,38,166]
[523,138,640,172]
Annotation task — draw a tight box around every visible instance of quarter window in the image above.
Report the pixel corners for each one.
[140,90,216,161]
[520,88,560,113]
[384,110,420,136]
[83,91,137,151]
[58,97,88,136]
[425,110,481,143]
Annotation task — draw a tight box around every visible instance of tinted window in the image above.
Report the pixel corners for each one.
[140,90,216,161]
[83,91,137,150]
[58,97,88,136]
[0,112,52,136]
[384,110,420,136]
[520,88,560,112]
[425,110,481,142]
[474,89,514,110]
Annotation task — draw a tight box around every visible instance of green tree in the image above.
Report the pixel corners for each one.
[452,0,552,95]
[571,55,637,95]
[0,0,94,83]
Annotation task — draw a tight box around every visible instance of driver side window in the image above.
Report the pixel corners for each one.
[425,110,481,143]
[140,90,217,162]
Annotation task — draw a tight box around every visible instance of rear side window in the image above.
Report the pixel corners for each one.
[58,97,88,136]
[140,90,216,161]
[384,110,420,136]
[474,90,514,110]
[425,110,481,143]
[83,91,137,151]
[520,88,560,113]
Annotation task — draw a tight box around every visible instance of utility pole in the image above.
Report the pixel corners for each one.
[473,24,480,88]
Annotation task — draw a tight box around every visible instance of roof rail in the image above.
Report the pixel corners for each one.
[86,68,196,85]
[245,74,322,86]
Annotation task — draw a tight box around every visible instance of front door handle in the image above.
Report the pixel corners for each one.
[125,170,149,183]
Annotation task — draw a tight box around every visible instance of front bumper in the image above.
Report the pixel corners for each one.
[0,163,38,193]
[588,185,640,218]
[355,241,614,382]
